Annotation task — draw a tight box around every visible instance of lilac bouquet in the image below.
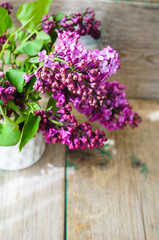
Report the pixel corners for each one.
[0,1,141,151]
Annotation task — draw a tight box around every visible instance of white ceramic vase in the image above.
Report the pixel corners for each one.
[0,133,46,171]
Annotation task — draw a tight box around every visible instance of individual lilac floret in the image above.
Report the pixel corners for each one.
[23,73,35,83]
[38,50,48,62]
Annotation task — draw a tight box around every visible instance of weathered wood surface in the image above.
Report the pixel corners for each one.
[1,0,159,239]
[66,100,159,240]
[6,0,159,99]
[0,144,65,240]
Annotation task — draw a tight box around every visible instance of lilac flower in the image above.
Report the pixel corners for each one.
[30,31,141,149]
[43,59,53,68]
[34,109,107,149]
[38,50,48,62]
[23,73,34,83]
[34,32,141,130]
[41,7,101,39]
[42,15,56,34]
[52,93,66,107]
[0,80,16,105]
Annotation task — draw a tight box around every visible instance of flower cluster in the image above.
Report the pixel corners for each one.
[74,81,141,130]
[32,31,141,135]
[42,7,101,39]
[42,14,56,35]
[34,108,106,150]
[34,31,119,93]
[0,72,16,106]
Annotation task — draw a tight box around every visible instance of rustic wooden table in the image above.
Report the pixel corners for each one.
[1,0,159,239]
[1,100,159,239]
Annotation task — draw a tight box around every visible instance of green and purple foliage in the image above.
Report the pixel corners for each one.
[0,0,141,151]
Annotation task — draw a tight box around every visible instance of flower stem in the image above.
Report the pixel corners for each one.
[1,16,35,58]
[53,57,67,65]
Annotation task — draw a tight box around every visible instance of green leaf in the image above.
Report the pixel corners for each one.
[6,101,21,113]
[36,30,51,44]
[16,31,28,43]
[48,118,63,126]
[15,59,22,67]
[27,102,41,113]
[0,123,21,146]
[30,91,41,101]
[0,105,19,131]
[55,12,65,22]
[19,114,41,151]
[29,57,39,64]
[50,30,58,44]
[20,59,32,72]
[6,69,25,93]
[15,40,43,56]
[17,0,53,32]
[0,100,4,105]
[0,7,12,36]
[15,114,27,124]
[46,97,59,114]
[4,50,11,64]
[25,75,37,94]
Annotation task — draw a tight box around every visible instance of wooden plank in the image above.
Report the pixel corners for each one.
[50,0,159,99]
[6,0,159,99]
[66,100,159,240]
[0,144,65,240]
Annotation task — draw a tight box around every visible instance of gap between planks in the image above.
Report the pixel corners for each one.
[65,99,159,240]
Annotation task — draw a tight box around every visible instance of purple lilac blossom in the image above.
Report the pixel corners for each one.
[38,50,48,62]
[34,108,107,150]
[23,73,34,83]
[42,14,56,34]
[33,31,141,132]
[42,7,101,39]
[0,79,16,106]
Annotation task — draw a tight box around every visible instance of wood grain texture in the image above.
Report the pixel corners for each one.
[6,0,159,99]
[66,100,159,240]
[0,144,65,240]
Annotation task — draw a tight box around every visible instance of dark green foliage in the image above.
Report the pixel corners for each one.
[19,114,41,151]
[17,0,53,32]
[0,7,12,36]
